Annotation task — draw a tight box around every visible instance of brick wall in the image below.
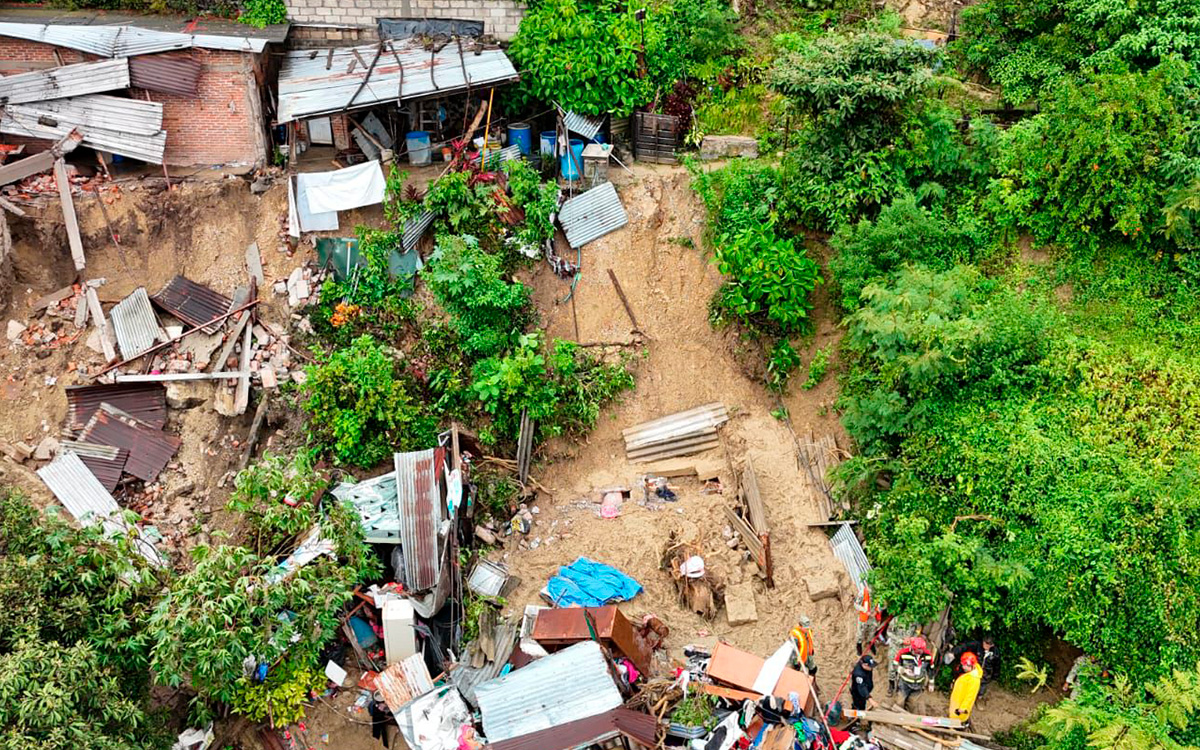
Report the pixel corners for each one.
[0,39,268,167]
[284,0,526,41]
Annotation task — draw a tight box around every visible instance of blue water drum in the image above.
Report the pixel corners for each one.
[560,138,586,180]
[508,122,533,155]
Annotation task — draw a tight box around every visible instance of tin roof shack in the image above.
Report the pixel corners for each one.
[275,37,517,167]
[0,8,289,167]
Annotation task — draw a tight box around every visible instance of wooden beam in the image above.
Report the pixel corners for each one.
[209,286,252,373]
[233,322,252,415]
[0,196,26,216]
[114,372,249,383]
[54,158,85,271]
[85,287,117,362]
[239,393,271,471]
[842,708,965,730]
[0,151,54,187]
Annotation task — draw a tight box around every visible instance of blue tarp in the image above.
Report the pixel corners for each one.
[545,557,642,607]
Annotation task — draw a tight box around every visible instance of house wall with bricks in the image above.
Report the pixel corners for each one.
[285,0,526,43]
[0,38,270,167]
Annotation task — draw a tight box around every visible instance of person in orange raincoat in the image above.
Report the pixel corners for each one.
[950,652,984,723]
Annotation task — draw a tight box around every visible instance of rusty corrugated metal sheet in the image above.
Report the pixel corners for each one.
[66,383,166,431]
[129,52,201,98]
[376,653,434,708]
[488,709,658,750]
[394,447,445,592]
[80,404,179,483]
[60,440,130,492]
[152,275,231,330]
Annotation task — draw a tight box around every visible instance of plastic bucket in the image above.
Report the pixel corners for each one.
[560,138,586,180]
[405,131,431,166]
[508,122,533,155]
[540,131,557,161]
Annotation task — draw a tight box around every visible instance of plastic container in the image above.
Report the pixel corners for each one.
[405,131,431,166]
[560,138,586,180]
[508,122,533,155]
[540,130,557,161]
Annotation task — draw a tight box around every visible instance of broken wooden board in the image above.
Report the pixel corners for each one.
[208,286,251,373]
[54,158,86,271]
[30,285,75,311]
[233,322,251,415]
[642,456,725,480]
[245,242,264,285]
[844,709,965,731]
[800,431,841,520]
[85,287,117,362]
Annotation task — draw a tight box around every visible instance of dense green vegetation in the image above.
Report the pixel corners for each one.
[684,0,1200,742]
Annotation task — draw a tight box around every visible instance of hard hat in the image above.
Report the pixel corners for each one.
[798,615,812,628]
[961,651,978,670]
[911,636,927,652]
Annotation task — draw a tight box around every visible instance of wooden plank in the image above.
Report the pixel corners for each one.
[842,709,965,730]
[0,150,54,186]
[868,725,943,750]
[743,455,767,534]
[54,158,86,271]
[85,287,116,362]
[115,372,248,382]
[31,285,75,311]
[209,287,252,373]
[722,505,763,556]
[233,322,251,415]
[245,243,264,285]
[0,196,26,216]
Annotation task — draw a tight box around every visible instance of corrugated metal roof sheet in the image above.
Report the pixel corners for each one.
[401,209,434,252]
[450,619,518,707]
[0,94,167,163]
[475,640,622,742]
[110,287,164,360]
[37,451,164,565]
[129,52,200,97]
[467,559,509,597]
[830,522,871,594]
[66,383,166,431]
[471,143,521,170]
[623,402,729,462]
[277,40,519,123]
[60,439,130,492]
[80,404,179,483]
[0,19,278,56]
[562,109,604,140]
[152,275,231,330]
[489,708,658,750]
[558,182,628,249]
[394,447,445,592]
[376,653,435,708]
[0,58,130,104]
[331,471,401,544]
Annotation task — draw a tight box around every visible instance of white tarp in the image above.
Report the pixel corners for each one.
[304,160,386,214]
[289,161,386,237]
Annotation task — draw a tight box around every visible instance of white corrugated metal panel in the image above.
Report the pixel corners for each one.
[277,40,519,123]
[831,522,871,593]
[37,452,164,566]
[331,471,401,543]
[471,144,521,169]
[622,402,729,462]
[0,58,130,104]
[476,641,622,742]
[401,209,434,252]
[110,287,163,359]
[0,21,271,56]
[0,94,166,163]
[562,109,604,140]
[395,448,444,592]
[558,182,629,249]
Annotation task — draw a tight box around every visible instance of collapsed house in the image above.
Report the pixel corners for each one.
[0,8,288,167]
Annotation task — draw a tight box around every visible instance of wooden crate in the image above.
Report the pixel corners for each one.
[634,111,681,164]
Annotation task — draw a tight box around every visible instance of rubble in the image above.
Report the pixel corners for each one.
[724,581,759,625]
[6,320,25,341]
[805,569,841,603]
[33,436,58,461]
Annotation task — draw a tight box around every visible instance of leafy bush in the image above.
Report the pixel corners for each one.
[238,0,286,27]
[989,61,1200,258]
[228,661,327,726]
[829,195,992,312]
[802,345,830,390]
[229,452,327,554]
[301,335,419,468]
[422,235,534,360]
[472,333,635,443]
[767,339,803,392]
[150,502,380,721]
[425,172,504,244]
[0,493,167,750]
[503,159,560,253]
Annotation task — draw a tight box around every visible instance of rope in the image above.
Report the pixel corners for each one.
[824,615,894,720]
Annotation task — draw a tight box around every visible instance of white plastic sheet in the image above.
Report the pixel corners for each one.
[303,160,386,214]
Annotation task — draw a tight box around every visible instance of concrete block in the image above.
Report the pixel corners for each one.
[700,135,759,161]
[725,581,758,626]
[806,570,841,603]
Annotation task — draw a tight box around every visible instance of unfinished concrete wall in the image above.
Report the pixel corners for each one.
[0,40,268,168]
[285,0,526,41]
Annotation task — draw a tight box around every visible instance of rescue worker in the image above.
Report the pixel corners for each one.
[850,654,879,711]
[790,615,818,677]
[949,652,984,723]
[855,585,882,655]
[893,635,934,709]
[884,619,919,695]
[954,636,999,695]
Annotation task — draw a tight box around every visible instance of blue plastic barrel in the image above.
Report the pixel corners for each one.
[560,138,586,180]
[540,131,557,161]
[508,122,533,156]
[405,131,432,166]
